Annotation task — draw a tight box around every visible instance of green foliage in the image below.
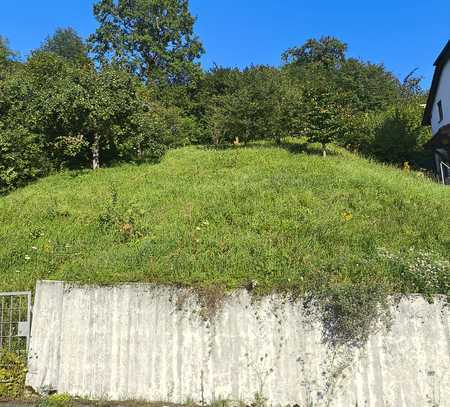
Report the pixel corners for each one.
[38,27,89,65]
[24,52,138,168]
[98,185,148,242]
[197,36,413,164]
[282,37,402,115]
[279,36,427,165]
[282,36,347,69]
[201,66,284,144]
[0,36,17,74]
[371,101,432,165]
[0,36,13,61]
[38,394,73,407]
[337,58,401,112]
[89,0,204,84]
[0,351,27,400]
[379,248,450,297]
[277,64,358,153]
[0,28,433,193]
[0,144,448,299]
[292,79,355,152]
[0,126,51,194]
[340,99,432,167]
[0,51,170,191]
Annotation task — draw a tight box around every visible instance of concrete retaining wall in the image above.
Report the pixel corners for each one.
[26,281,450,406]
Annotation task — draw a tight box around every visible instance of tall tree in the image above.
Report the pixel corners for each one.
[282,36,347,70]
[337,59,401,112]
[200,66,284,145]
[0,36,14,62]
[39,27,89,64]
[88,0,204,84]
[23,52,149,170]
[0,36,17,75]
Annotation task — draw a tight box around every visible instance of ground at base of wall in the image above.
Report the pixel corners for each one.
[0,400,265,407]
[0,401,195,407]
[0,399,257,407]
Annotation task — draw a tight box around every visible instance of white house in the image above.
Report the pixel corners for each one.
[423,41,450,184]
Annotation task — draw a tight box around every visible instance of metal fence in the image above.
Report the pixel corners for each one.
[0,292,32,354]
[440,161,450,185]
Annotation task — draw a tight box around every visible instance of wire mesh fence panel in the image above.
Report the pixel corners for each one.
[0,292,32,355]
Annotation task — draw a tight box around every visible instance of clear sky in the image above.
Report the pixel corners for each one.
[1,0,449,88]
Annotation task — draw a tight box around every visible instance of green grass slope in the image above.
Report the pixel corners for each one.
[1,144,449,296]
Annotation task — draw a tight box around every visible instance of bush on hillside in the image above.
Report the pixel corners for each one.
[371,102,432,166]
[338,99,432,168]
[0,127,51,194]
[0,53,173,191]
[0,351,27,400]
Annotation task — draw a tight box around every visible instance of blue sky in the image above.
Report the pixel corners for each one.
[1,1,449,87]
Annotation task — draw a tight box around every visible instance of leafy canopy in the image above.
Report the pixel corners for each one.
[282,36,347,69]
[38,27,89,64]
[0,36,18,76]
[89,0,204,84]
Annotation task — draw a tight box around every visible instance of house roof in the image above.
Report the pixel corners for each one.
[422,40,450,126]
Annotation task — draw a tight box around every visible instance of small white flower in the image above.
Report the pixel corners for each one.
[24,255,31,261]
[32,246,38,251]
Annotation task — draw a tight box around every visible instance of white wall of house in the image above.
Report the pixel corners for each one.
[431,59,450,135]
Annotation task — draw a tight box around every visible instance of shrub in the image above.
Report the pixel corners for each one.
[371,102,432,165]
[339,101,433,169]
[0,126,51,194]
[38,394,73,407]
[0,351,27,400]
[98,186,149,242]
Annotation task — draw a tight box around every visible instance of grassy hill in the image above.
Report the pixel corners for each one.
[1,143,449,297]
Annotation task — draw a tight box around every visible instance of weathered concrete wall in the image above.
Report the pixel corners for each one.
[27,281,450,406]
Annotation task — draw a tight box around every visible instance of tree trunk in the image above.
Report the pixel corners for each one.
[92,133,100,170]
[322,144,327,158]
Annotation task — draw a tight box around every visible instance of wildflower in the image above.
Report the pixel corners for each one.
[24,255,31,261]
[31,246,38,251]
[342,211,353,221]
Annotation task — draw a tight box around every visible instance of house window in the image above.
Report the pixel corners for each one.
[437,100,444,122]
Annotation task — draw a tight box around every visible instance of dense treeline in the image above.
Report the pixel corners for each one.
[0,0,431,194]
[195,39,429,159]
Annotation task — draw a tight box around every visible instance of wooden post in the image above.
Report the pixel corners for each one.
[92,133,100,170]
